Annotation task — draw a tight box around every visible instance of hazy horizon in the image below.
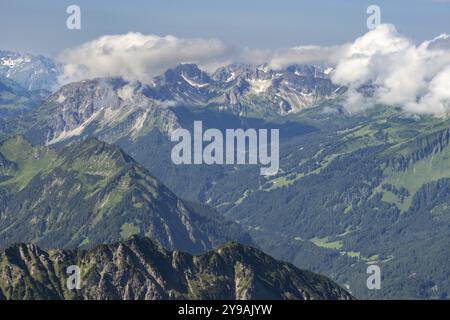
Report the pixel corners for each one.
[1,0,450,57]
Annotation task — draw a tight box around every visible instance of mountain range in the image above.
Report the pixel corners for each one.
[0,50,449,300]
[0,50,60,92]
[0,236,353,300]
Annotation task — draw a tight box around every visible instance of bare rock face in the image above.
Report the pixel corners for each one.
[0,236,353,300]
[43,78,181,146]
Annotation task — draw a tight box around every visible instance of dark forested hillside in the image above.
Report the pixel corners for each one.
[0,136,252,253]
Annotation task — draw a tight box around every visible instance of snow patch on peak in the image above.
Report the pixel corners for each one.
[56,94,66,104]
[181,73,209,88]
[249,78,272,94]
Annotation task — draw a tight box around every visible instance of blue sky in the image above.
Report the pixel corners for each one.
[1,0,450,56]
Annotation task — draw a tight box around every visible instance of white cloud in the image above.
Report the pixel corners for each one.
[57,32,232,84]
[329,24,450,115]
[405,66,450,114]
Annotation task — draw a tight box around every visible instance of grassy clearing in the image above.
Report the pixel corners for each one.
[120,223,140,239]
[310,237,343,250]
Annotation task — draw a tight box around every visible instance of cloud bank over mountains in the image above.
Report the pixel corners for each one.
[57,33,232,84]
[331,24,450,115]
[57,24,450,116]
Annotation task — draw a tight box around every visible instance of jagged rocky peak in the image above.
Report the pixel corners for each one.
[213,63,334,83]
[47,77,151,122]
[210,63,344,114]
[165,63,211,82]
[212,63,273,83]
[0,236,354,300]
[0,50,61,91]
[50,77,130,105]
[63,136,133,165]
[274,64,343,95]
